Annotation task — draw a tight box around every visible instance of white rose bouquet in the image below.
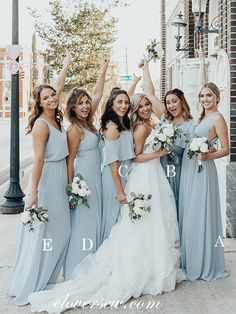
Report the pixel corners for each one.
[146,120,184,164]
[128,192,152,223]
[21,206,48,232]
[187,137,211,173]
[67,173,91,208]
[144,39,164,62]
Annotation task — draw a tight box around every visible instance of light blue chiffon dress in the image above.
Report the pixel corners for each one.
[6,118,71,305]
[161,119,194,219]
[100,129,135,243]
[63,129,101,280]
[179,112,228,281]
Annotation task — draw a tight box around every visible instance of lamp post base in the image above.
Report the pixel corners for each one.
[1,182,25,214]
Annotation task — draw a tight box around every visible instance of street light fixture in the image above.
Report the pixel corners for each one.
[1,0,25,214]
[191,0,219,33]
[172,12,193,52]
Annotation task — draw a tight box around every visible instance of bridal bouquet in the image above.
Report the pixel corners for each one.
[21,206,48,232]
[128,192,152,223]
[187,137,211,173]
[144,39,164,62]
[147,120,184,163]
[67,174,91,208]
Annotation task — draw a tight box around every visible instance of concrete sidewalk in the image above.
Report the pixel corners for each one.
[0,169,236,313]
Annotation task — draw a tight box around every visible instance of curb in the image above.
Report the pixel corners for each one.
[0,155,33,186]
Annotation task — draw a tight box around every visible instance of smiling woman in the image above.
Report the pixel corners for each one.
[6,83,71,305]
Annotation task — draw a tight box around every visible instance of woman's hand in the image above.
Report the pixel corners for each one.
[28,192,38,208]
[117,191,128,205]
[132,73,142,84]
[101,57,110,72]
[155,148,169,157]
[195,44,204,60]
[138,58,148,69]
[62,52,73,69]
[197,152,209,161]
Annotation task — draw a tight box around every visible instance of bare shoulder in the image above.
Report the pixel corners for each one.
[32,120,49,138]
[67,125,83,142]
[133,123,149,137]
[213,112,227,125]
[104,121,120,140]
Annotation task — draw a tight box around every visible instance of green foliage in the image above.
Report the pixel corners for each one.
[29,0,118,91]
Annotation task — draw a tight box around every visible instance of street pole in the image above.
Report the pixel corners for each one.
[1,0,25,214]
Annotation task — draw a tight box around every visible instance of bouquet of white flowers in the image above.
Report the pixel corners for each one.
[187,137,211,173]
[128,192,152,223]
[144,39,164,62]
[21,206,48,232]
[67,174,91,208]
[146,120,184,163]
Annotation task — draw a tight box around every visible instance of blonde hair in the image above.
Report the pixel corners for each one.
[130,93,152,126]
[198,82,220,122]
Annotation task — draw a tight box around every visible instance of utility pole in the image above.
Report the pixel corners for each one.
[1,0,25,214]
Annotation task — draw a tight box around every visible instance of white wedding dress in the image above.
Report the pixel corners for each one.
[29,130,186,313]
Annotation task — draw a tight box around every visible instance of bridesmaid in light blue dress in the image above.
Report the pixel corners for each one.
[179,82,229,281]
[6,84,71,305]
[100,89,135,242]
[160,89,194,218]
[139,59,194,216]
[63,59,109,279]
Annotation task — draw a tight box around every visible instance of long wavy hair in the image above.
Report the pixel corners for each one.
[198,82,220,123]
[130,93,152,127]
[101,89,131,132]
[164,88,193,121]
[65,87,96,133]
[26,84,63,134]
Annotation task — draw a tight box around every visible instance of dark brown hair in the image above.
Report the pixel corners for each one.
[26,84,63,134]
[164,88,193,121]
[101,89,131,132]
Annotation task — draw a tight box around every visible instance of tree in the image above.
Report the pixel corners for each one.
[29,0,121,91]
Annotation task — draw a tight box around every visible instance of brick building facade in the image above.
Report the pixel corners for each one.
[160,0,236,237]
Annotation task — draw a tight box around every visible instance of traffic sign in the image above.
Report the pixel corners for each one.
[120,75,132,81]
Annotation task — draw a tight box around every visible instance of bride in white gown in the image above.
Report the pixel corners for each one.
[28,93,186,313]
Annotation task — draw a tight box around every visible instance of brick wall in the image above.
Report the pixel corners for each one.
[160,0,166,102]
[219,0,236,161]
[184,0,195,57]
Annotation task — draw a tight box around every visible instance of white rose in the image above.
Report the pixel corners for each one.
[71,182,80,194]
[163,127,174,137]
[133,206,143,216]
[189,143,199,151]
[157,133,167,142]
[80,180,87,188]
[21,211,31,224]
[199,137,207,143]
[134,199,145,208]
[78,187,87,197]
[42,213,48,219]
[143,199,151,209]
[200,143,209,153]
[73,176,80,184]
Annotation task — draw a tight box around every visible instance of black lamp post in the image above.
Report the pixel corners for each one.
[172,12,193,52]
[1,0,25,214]
[192,0,219,34]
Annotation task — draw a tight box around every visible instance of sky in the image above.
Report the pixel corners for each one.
[0,0,161,86]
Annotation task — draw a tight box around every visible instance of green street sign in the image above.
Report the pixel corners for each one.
[120,75,132,81]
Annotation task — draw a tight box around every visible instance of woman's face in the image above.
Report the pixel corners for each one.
[166,94,183,118]
[112,93,130,119]
[74,95,91,120]
[137,97,152,120]
[199,87,217,111]
[40,88,58,111]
